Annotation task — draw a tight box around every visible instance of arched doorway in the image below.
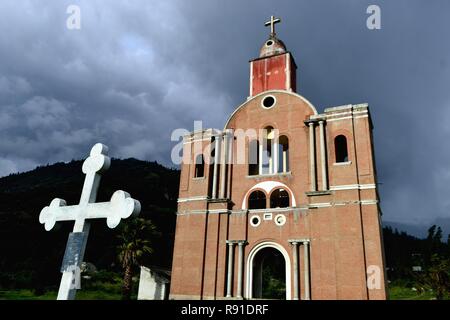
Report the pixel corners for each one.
[246,242,291,300]
[252,247,286,299]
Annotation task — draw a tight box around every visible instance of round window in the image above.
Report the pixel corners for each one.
[250,215,261,227]
[261,95,276,109]
[266,40,274,47]
[274,214,286,226]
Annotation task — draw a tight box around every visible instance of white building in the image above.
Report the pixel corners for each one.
[137,266,171,300]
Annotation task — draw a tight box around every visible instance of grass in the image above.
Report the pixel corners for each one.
[0,284,442,300]
[0,289,56,300]
[388,286,436,300]
[0,272,138,300]
[0,289,125,300]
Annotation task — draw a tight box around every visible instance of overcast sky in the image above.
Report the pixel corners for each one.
[0,0,449,227]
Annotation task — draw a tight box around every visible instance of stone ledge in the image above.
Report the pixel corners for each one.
[305,190,332,197]
[207,198,231,204]
[246,172,292,179]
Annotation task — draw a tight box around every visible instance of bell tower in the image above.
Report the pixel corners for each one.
[250,16,297,96]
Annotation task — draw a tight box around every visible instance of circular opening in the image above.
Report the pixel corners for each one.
[266,40,274,47]
[274,214,286,226]
[262,95,276,109]
[250,215,261,227]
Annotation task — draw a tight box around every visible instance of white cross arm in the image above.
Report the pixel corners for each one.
[39,190,141,231]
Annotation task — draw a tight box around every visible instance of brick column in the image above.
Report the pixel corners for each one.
[319,120,328,190]
[303,241,311,300]
[289,241,300,300]
[226,241,235,297]
[220,132,229,198]
[211,133,221,199]
[236,241,246,298]
[308,122,316,191]
[226,129,234,198]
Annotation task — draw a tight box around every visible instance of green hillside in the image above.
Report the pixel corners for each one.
[0,158,179,293]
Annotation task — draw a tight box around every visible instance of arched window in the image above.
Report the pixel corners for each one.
[335,135,348,163]
[252,127,290,175]
[248,140,259,176]
[262,126,274,175]
[208,139,216,195]
[194,154,204,178]
[248,190,267,209]
[277,135,289,173]
[270,188,290,208]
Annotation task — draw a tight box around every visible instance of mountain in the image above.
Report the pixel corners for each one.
[383,221,430,239]
[0,158,180,290]
[383,220,450,239]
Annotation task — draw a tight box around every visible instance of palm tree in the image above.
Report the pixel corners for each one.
[117,217,157,300]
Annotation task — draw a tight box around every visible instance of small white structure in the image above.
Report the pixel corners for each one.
[138,266,171,300]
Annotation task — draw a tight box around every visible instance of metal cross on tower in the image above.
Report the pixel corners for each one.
[265,15,281,35]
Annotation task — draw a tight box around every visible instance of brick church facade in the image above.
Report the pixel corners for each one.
[170,17,387,300]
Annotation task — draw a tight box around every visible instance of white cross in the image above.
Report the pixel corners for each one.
[39,143,141,300]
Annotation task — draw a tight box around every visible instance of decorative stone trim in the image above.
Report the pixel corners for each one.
[308,199,379,209]
[329,184,376,191]
[263,213,273,220]
[226,89,319,129]
[177,196,209,203]
[246,172,292,179]
[208,209,231,214]
[260,94,277,109]
[274,214,286,226]
[207,198,231,204]
[333,161,352,166]
[305,190,332,197]
[248,207,295,213]
[323,104,354,113]
[250,215,261,227]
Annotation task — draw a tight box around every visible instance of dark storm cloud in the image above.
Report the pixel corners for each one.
[1,0,450,227]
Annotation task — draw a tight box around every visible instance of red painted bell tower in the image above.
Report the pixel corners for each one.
[250,16,297,96]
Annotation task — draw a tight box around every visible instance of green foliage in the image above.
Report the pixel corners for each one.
[262,268,286,300]
[385,224,450,300]
[258,249,286,300]
[383,225,450,280]
[413,254,450,300]
[117,218,157,269]
[117,217,157,299]
[0,270,137,300]
[0,287,125,300]
[388,286,434,300]
[0,289,57,300]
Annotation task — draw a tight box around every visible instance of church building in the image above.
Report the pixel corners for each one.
[170,17,387,300]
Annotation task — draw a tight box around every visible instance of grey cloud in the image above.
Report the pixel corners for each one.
[1,0,450,228]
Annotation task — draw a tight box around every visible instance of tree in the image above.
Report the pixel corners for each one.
[415,254,450,300]
[427,225,437,242]
[435,227,443,243]
[117,217,157,300]
[425,225,444,265]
